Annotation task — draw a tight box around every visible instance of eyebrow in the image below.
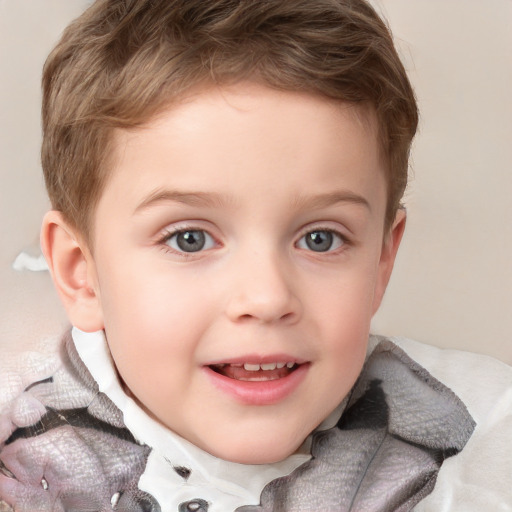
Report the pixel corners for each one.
[292,191,371,212]
[134,189,231,213]
[134,188,371,214]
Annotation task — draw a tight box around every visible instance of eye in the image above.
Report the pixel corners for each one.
[165,229,216,253]
[297,229,345,253]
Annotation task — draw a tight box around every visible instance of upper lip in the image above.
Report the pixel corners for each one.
[204,353,308,366]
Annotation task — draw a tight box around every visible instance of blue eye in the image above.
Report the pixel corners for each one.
[165,229,215,253]
[297,230,344,252]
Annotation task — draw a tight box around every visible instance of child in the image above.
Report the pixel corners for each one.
[0,0,510,510]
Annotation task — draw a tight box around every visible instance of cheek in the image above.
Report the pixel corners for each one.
[98,271,205,403]
[309,263,379,326]
[305,261,379,370]
[97,266,208,361]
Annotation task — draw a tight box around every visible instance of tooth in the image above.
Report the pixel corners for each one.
[276,362,285,369]
[286,362,295,368]
[244,363,261,371]
[231,363,243,368]
[260,363,277,371]
[239,375,279,382]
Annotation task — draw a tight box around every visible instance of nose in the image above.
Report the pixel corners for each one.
[225,249,302,325]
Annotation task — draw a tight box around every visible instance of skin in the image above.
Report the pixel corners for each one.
[42,83,405,464]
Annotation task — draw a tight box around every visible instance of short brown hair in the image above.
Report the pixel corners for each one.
[42,0,418,242]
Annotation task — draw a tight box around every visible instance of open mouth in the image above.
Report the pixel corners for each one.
[204,359,309,404]
[208,362,300,382]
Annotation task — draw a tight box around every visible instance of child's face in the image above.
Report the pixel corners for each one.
[84,84,401,464]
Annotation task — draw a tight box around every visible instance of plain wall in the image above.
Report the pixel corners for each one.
[1,1,511,362]
[370,0,512,362]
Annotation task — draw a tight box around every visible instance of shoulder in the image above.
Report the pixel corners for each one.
[0,331,65,427]
[387,337,512,511]
[0,329,157,511]
[389,337,512,423]
[0,329,106,422]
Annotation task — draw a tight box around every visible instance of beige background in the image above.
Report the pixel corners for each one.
[1,1,511,363]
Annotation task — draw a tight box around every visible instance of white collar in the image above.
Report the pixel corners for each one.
[72,328,343,510]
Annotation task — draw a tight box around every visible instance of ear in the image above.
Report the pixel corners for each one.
[372,208,406,315]
[40,211,104,332]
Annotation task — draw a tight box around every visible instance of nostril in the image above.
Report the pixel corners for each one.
[233,310,298,324]
[225,282,302,324]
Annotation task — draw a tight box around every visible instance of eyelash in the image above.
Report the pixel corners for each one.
[157,225,218,258]
[295,227,350,254]
[156,225,350,257]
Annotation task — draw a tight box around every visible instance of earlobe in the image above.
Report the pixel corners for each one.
[372,209,406,314]
[40,211,104,332]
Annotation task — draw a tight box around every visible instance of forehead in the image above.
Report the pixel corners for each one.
[117,84,378,142]
[102,84,384,213]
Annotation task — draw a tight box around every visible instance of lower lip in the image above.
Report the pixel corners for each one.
[203,363,309,406]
